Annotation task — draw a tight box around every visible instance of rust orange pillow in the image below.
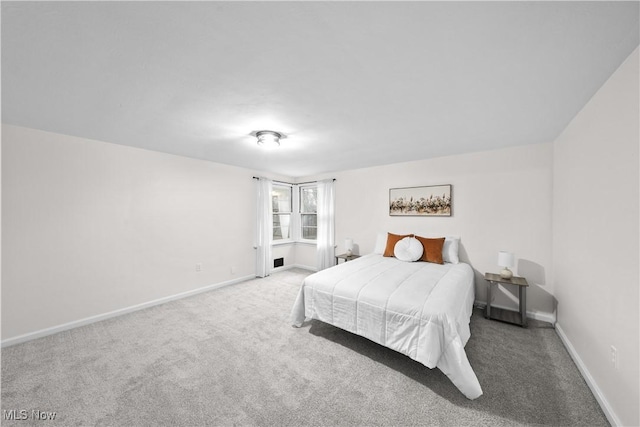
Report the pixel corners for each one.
[383,233,413,257]
[415,236,445,264]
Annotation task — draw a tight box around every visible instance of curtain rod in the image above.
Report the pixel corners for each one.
[252,177,335,185]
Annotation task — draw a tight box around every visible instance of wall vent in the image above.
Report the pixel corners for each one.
[274,257,284,268]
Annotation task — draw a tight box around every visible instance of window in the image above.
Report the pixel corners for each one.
[269,183,317,243]
[272,184,292,241]
[300,185,317,241]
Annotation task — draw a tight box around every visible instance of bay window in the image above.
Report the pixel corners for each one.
[270,183,318,243]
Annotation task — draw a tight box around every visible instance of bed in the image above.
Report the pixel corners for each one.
[290,253,483,400]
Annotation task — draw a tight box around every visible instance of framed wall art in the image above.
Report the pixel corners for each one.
[389,185,452,216]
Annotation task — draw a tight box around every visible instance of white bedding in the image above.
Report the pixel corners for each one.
[290,254,483,400]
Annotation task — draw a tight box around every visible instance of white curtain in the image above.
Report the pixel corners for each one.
[255,178,272,278]
[316,179,336,270]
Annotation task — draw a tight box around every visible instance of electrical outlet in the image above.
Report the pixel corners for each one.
[610,345,618,369]
[195,263,202,272]
[230,266,236,274]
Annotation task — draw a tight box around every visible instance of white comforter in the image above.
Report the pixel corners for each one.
[290,254,483,400]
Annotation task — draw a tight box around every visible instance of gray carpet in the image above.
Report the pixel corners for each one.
[1,268,608,426]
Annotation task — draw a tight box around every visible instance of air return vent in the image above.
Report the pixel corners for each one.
[274,257,284,268]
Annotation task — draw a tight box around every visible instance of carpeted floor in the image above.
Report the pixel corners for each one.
[1,268,608,426]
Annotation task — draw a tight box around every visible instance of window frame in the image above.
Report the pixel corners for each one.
[271,183,293,244]
[298,184,318,243]
[268,182,318,246]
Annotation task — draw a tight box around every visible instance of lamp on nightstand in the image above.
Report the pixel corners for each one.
[345,238,354,256]
[498,251,515,279]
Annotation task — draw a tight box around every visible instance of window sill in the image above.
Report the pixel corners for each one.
[270,240,317,247]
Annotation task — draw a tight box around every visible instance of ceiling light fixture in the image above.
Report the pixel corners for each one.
[256,130,283,148]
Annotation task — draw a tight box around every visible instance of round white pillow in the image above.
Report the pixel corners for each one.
[394,236,424,262]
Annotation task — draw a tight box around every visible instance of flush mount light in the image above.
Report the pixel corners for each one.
[256,130,284,148]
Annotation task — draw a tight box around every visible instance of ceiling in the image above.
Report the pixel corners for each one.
[2,1,639,178]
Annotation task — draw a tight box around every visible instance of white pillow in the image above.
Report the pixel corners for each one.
[443,236,460,264]
[394,237,424,262]
[373,231,387,254]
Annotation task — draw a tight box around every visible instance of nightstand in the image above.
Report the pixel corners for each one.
[335,253,361,264]
[484,272,529,327]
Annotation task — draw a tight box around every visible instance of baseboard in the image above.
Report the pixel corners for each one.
[1,274,255,348]
[271,264,317,273]
[555,324,620,427]
[474,300,556,324]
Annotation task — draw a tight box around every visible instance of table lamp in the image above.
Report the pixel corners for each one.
[498,251,515,279]
[345,238,354,256]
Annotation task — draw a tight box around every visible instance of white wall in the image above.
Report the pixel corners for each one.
[272,243,296,271]
[1,125,290,341]
[298,143,554,319]
[294,243,317,271]
[553,47,639,427]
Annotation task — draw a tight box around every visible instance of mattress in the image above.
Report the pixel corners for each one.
[290,254,483,399]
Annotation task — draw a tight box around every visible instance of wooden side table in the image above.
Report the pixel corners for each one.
[335,253,361,264]
[484,272,529,327]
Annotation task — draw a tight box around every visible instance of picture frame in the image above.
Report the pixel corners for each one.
[389,185,452,216]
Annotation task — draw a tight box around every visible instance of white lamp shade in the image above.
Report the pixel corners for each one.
[345,238,354,251]
[498,251,515,268]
